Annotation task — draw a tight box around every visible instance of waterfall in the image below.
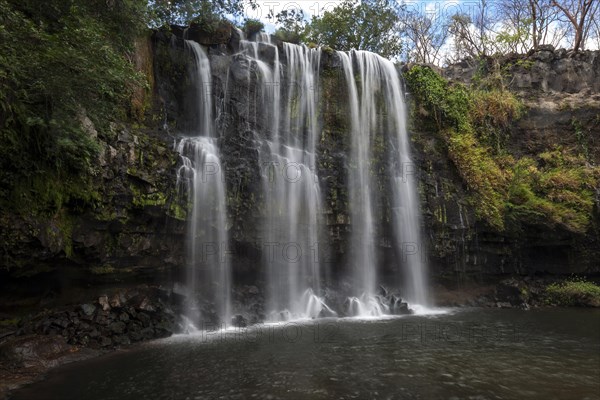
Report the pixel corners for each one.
[176,41,232,327]
[241,34,333,320]
[338,50,429,314]
[172,33,430,325]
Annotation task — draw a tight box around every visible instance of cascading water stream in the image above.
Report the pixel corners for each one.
[337,52,379,315]
[384,65,430,309]
[239,34,333,320]
[174,32,430,325]
[338,50,429,315]
[176,41,232,327]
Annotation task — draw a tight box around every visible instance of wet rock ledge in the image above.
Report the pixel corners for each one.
[0,286,179,398]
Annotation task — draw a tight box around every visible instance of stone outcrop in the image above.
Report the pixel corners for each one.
[418,47,600,281]
[7,286,178,349]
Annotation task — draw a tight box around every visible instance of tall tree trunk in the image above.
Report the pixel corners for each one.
[529,0,539,50]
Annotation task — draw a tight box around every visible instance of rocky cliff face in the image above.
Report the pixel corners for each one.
[0,34,186,312]
[154,29,600,287]
[1,29,598,313]
[419,47,600,283]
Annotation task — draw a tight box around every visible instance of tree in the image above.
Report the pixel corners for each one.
[304,0,403,59]
[148,0,251,27]
[270,8,307,44]
[495,0,566,53]
[448,0,496,60]
[400,10,449,64]
[591,13,600,50]
[551,0,600,51]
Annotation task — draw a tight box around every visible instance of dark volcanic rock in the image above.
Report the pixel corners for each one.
[231,314,248,328]
[13,287,177,351]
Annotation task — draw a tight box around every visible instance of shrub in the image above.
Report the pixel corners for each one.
[243,19,264,37]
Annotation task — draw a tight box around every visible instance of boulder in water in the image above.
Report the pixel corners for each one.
[231,314,247,328]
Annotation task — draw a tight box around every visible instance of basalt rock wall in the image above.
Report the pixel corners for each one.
[1,29,599,313]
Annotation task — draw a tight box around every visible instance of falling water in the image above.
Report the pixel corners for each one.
[338,50,429,314]
[174,33,429,323]
[176,41,232,326]
[240,34,333,320]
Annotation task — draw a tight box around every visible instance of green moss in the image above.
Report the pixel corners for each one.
[507,149,598,233]
[322,45,334,55]
[0,317,20,327]
[405,66,509,230]
[57,214,75,259]
[90,264,116,275]
[405,65,598,233]
[168,200,188,221]
[545,278,600,307]
[520,286,529,300]
[434,204,448,224]
[130,185,167,208]
[6,173,99,217]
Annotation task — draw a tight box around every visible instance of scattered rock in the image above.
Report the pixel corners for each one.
[109,321,126,334]
[231,314,247,328]
[14,287,176,351]
[140,297,156,312]
[109,292,125,308]
[98,295,111,311]
[81,304,96,317]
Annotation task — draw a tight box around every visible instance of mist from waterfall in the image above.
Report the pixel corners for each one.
[176,41,232,327]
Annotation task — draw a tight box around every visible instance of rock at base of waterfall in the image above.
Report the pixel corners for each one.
[231,314,248,328]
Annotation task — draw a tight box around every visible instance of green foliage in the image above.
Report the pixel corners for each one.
[545,278,600,307]
[405,66,508,229]
[471,89,523,130]
[506,148,597,233]
[273,29,305,45]
[405,65,598,233]
[0,0,146,213]
[304,0,403,59]
[271,9,307,45]
[447,132,508,230]
[148,0,249,27]
[242,18,264,37]
[471,89,523,150]
[572,118,591,161]
[495,18,532,54]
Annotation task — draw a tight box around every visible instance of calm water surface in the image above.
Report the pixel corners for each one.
[11,308,600,399]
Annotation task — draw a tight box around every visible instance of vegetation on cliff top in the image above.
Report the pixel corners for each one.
[405,65,599,233]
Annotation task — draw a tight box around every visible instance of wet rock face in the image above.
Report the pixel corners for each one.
[123,32,600,288]
[414,49,600,280]
[14,287,178,350]
[1,28,599,328]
